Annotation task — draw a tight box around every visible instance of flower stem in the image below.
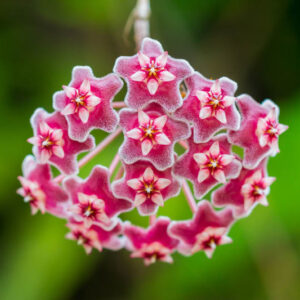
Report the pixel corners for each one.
[112,102,127,108]
[150,215,156,225]
[108,153,120,176]
[54,128,122,183]
[182,180,197,213]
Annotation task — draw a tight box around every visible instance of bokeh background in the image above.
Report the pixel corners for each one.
[0,0,299,299]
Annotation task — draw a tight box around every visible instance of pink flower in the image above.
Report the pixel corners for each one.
[212,159,276,218]
[66,221,124,254]
[112,161,181,215]
[53,66,121,142]
[28,109,95,174]
[174,72,240,142]
[119,103,190,170]
[124,217,179,265]
[114,38,193,112]
[168,201,234,258]
[174,133,242,198]
[228,95,288,169]
[17,155,69,217]
[64,166,133,230]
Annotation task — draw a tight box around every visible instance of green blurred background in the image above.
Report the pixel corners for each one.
[0,0,299,299]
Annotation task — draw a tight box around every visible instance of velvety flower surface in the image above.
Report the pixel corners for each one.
[53,66,121,142]
[228,95,288,169]
[114,38,193,112]
[66,221,123,254]
[63,166,132,230]
[168,201,234,258]
[119,103,190,170]
[124,217,179,265]
[17,155,69,217]
[174,133,242,198]
[175,72,240,142]
[212,159,275,218]
[112,160,181,216]
[28,109,95,175]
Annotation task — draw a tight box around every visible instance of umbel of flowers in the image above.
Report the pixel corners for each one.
[17,38,288,265]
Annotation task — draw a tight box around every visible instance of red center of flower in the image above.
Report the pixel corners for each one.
[139,120,160,142]
[202,235,220,250]
[71,90,89,112]
[141,59,164,81]
[206,156,222,174]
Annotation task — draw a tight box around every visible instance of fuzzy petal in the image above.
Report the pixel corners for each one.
[61,103,76,115]
[138,110,150,127]
[143,167,154,182]
[127,128,142,140]
[127,179,143,190]
[141,140,153,156]
[131,71,147,82]
[159,71,175,82]
[199,107,212,119]
[63,85,76,99]
[52,146,64,158]
[215,109,227,124]
[213,169,226,183]
[156,178,171,190]
[197,169,210,183]
[79,108,89,123]
[153,115,167,130]
[156,51,168,67]
[138,51,150,67]
[151,193,164,206]
[79,79,90,94]
[134,193,147,206]
[147,79,159,95]
[155,133,171,145]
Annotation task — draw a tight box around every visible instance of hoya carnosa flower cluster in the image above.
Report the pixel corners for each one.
[18,38,288,265]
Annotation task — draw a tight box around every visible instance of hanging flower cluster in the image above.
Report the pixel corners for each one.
[17,38,288,265]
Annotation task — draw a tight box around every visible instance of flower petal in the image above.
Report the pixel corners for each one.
[196,90,208,103]
[199,107,212,119]
[79,79,90,94]
[137,51,150,67]
[39,122,50,135]
[155,133,171,145]
[143,167,154,182]
[159,71,175,82]
[79,108,89,123]
[86,95,101,107]
[209,141,220,157]
[278,124,288,134]
[141,139,153,156]
[156,178,171,190]
[63,85,76,99]
[27,136,39,146]
[52,146,64,158]
[197,169,210,183]
[138,110,150,127]
[153,115,167,130]
[193,153,207,165]
[127,179,143,190]
[220,154,234,166]
[40,149,51,164]
[134,193,147,206]
[222,96,235,107]
[151,193,164,206]
[130,71,146,82]
[52,129,63,141]
[156,51,168,67]
[127,128,142,140]
[210,80,221,95]
[147,79,159,95]
[215,109,227,124]
[61,103,76,115]
[213,169,226,183]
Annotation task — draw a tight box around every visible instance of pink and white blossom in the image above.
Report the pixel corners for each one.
[174,72,240,142]
[28,109,95,174]
[212,159,276,218]
[17,155,69,217]
[124,217,178,265]
[174,133,242,198]
[53,66,121,142]
[112,161,181,215]
[66,221,124,254]
[168,201,234,258]
[228,95,288,169]
[119,103,190,170]
[64,165,132,230]
[114,38,193,112]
